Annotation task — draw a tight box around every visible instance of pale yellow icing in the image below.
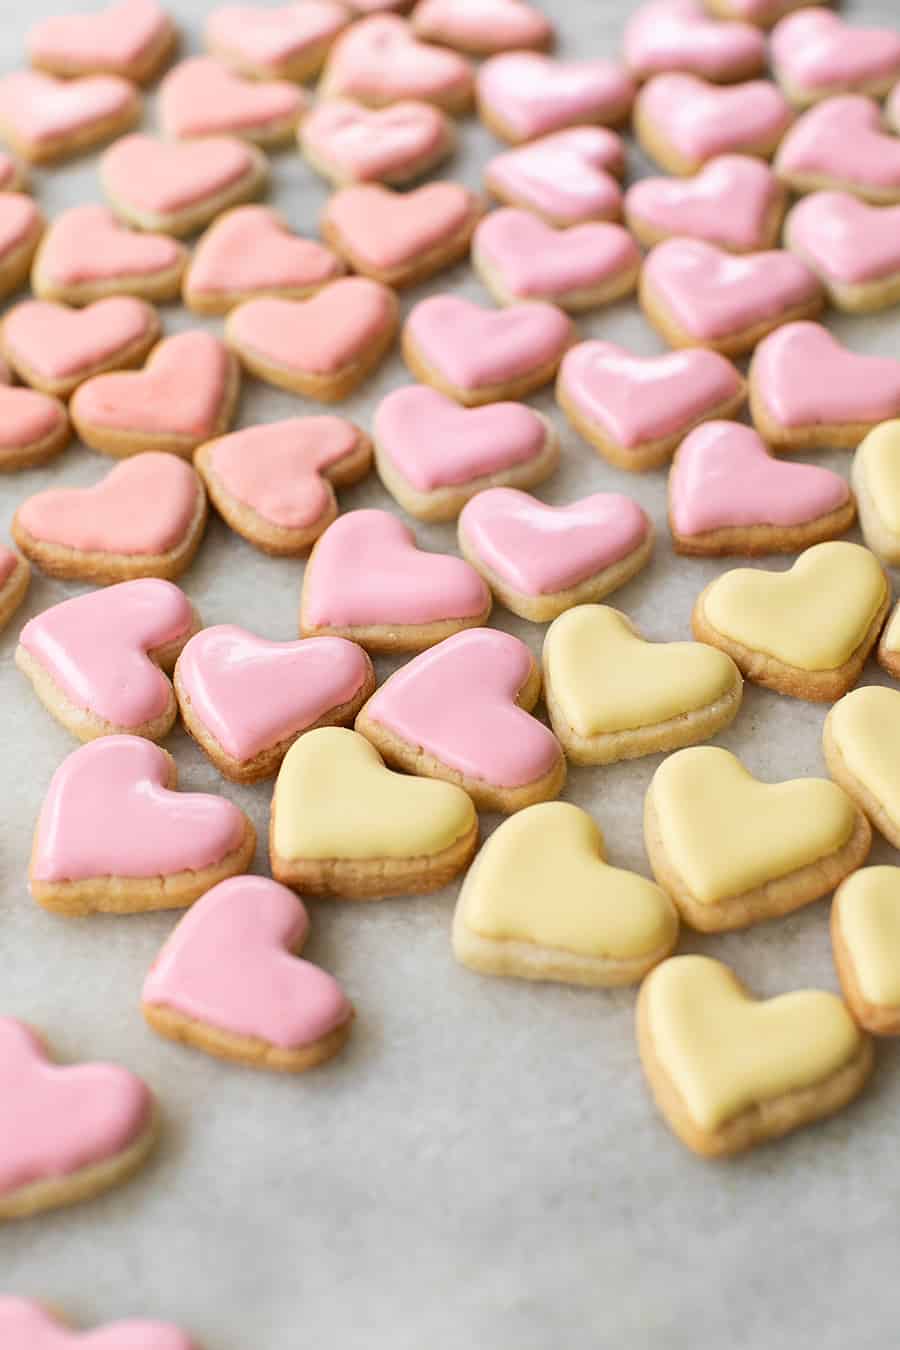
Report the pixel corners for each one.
[859,420,900,535]
[880,600,900,654]
[702,542,886,671]
[460,801,677,959]
[837,867,900,1007]
[650,746,857,905]
[272,727,476,860]
[646,955,863,1131]
[828,685,900,829]
[543,606,738,736]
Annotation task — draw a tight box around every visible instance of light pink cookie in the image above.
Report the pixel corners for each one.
[458,488,654,622]
[624,0,765,83]
[669,420,855,554]
[206,1,349,81]
[0,544,30,632]
[472,208,640,312]
[320,15,474,114]
[300,507,491,652]
[775,95,900,204]
[772,8,900,106]
[635,72,793,174]
[355,627,566,812]
[159,56,307,144]
[0,1300,196,1350]
[175,626,375,780]
[403,293,573,406]
[639,237,823,356]
[2,296,160,398]
[27,0,177,84]
[0,386,70,472]
[411,0,553,56]
[0,193,44,298]
[557,339,747,471]
[477,52,635,143]
[785,191,900,312]
[13,452,206,583]
[625,154,787,252]
[29,735,256,915]
[299,98,455,186]
[484,126,625,226]
[32,205,187,306]
[0,70,141,164]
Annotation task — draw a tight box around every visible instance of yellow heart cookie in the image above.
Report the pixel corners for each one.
[453,801,678,986]
[638,955,872,1157]
[645,745,870,931]
[542,605,742,764]
[878,600,900,678]
[693,540,889,702]
[853,420,900,564]
[824,685,900,849]
[269,726,478,899]
[833,866,900,1035]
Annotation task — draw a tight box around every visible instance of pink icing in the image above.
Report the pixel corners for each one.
[772,8,900,94]
[304,508,489,627]
[643,237,821,339]
[0,71,136,145]
[485,127,624,223]
[637,72,792,163]
[101,134,256,216]
[177,626,371,760]
[301,99,449,181]
[206,2,348,69]
[460,488,650,595]
[363,627,561,787]
[374,385,547,491]
[31,735,247,882]
[20,578,193,728]
[478,53,635,139]
[37,205,183,287]
[72,332,231,437]
[188,206,342,299]
[324,182,475,270]
[670,420,850,534]
[624,0,765,82]
[324,15,473,103]
[625,154,782,251]
[413,0,553,52]
[406,294,571,391]
[787,191,900,284]
[0,544,18,587]
[27,0,172,71]
[206,416,361,527]
[228,278,395,376]
[474,208,639,298]
[159,57,306,139]
[751,321,900,427]
[559,340,744,448]
[0,193,40,257]
[4,297,155,382]
[0,1018,152,1197]
[0,1300,195,1350]
[0,387,65,451]
[17,453,200,556]
[142,876,352,1048]
[776,96,900,194]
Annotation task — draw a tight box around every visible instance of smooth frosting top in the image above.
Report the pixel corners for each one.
[478,52,635,139]
[413,0,553,52]
[325,182,475,271]
[625,154,782,251]
[776,95,900,191]
[751,321,900,426]
[0,71,137,144]
[0,387,66,452]
[474,208,639,298]
[485,126,624,224]
[206,1,348,65]
[406,293,571,391]
[28,0,172,69]
[624,0,765,82]
[228,278,395,375]
[786,190,900,285]
[771,8,900,93]
[188,205,342,296]
[828,685,900,828]
[324,15,474,102]
[0,193,41,257]
[37,204,184,286]
[0,1298,195,1350]
[856,420,900,534]
[159,56,306,138]
[638,72,792,161]
[301,99,449,181]
[101,133,256,215]
[836,866,900,1006]
[5,296,155,382]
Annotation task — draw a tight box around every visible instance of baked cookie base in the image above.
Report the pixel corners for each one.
[143,1002,354,1072]
[639,273,824,358]
[0,553,30,630]
[33,243,188,307]
[103,149,269,238]
[774,163,900,207]
[824,714,900,849]
[299,606,492,655]
[473,246,640,314]
[626,188,788,255]
[750,376,898,452]
[670,497,857,557]
[0,213,45,300]
[403,324,573,408]
[0,402,70,472]
[479,94,632,147]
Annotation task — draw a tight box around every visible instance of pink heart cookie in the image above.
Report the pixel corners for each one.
[785,191,900,311]
[27,0,176,83]
[477,52,635,143]
[775,95,900,204]
[300,98,454,186]
[772,8,900,105]
[0,152,25,192]
[411,0,553,56]
[32,205,187,306]
[142,876,353,1068]
[0,192,43,298]
[2,296,160,398]
[0,543,30,633]
[0,1299,196,1350]
[624,0,765,83]
[320,15,475,114]
[206,1,349,81]
[0,1018,155,1219]
[301,508,491,652]
[0,70,140,164]
[0,385,70,471]
[635,72,793,173]
[484,126,625,226]
[625,154,787,252]
[159,57,307,144]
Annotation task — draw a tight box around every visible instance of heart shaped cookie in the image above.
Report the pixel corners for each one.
[17,578,197,742]
[825,686,900,849]
[159,56,307,145]
[196,416,371,554]
[301,508,491,652]
[484,126,625,226]
[638,955,872,1156]
[270,726,478,898]
[30,735,256,915]
[0,193,44,299]
[71,330,240,459]
[403,293,573,406]
[635,72,793,174]
[13,452,206,583]
[27,0,177,83]
[459,488,653,622]
[832,866,900,1035]
[355,627,566,812]
[775,95,900,203]
[225,277,399,401]
[0,1018,157,1218]
[320,15,475,113]
[645,745,871,930]
[556,339,746,470]
[0,385,70,471]
[300,98,455,186]
[373,385,558,521]
[880,600,900,679]
[412,0,553,56]
[624,0,765,83]
[477,52,635,142]
[543,605,742,763]
[206,1,349,81]
[670,421,854,555]
[693,540,890,701]
[2,296,160,398]
[853,420,900,564]
[0,1300,196,1350]
[772,8,900,106]
[32,205,188,306]
[0,70,141,163]
[625,154,787,252]
[0,544,30,632]
[784,191,900,312]
[143,876,354,1069]
[454,801,679,986]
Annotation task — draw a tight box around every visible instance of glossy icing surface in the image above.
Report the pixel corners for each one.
[102,133,256,215]
[752,321,900,426]
[27,0,172,70]
[485,126,625,223]
[0,386,65,451]
[4,296,155,381]
[189,205,342,298]
[856,420,900,534]
[624,0,764,82]
[771,8,900,95]
[207,1,348,67]
[0,70,136,145]
[228,278,395,375]
[776,96,900,192]
[37,204,183,286]
[836,866,900,1007]
[324,15,473,103]
[301,99,450,181]
[828,686,900,832]
[324,181,476,270]
[413,0,553,52]
[478,52,635,139]
[625,154,782,250]
[638,72,792,162]
[406,293,571,390]
[159,57,306,139]
[475,208,639,298]
[787,191,900,285]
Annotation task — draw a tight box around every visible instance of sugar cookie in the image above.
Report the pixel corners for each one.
[543,606,742,764]
[300,98,455,187]
[0,545,30,632]
[0,194,43,299]
[2,296,161,399]
[634,73,793,175]
[637,955,872,1157]
[784,192,900,313]
[195,416,371,555]
[143,876,354,1069]
[704,0,823,24]
[27,0,177,84]
[30,735,256,916]
[771,8,900,107]
[411,0,553,56]
[824,686,900,850]
[355,627,566,813]
[625,154,787,252]
[320,15,475,114]
[206,1,348,81]
[454,802,679,986]
[159,57,307,145]
[832,867,900,1036]
[624,0,765,84]
[175,626,375,782]
[775,96,900,204]
[478,53,634,144]
[269,726,478,899]
[300,508,491,652]
[852,420,900,564]
[32,205,188,306]
[879,602,900,680]
[0,70,140,164]
[692,540,890,702]
[0,1299,196,1349]
[0,386,70,472]
[484,126,625,226]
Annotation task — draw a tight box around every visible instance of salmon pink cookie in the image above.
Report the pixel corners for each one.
[299,99,455,187]
[319,16,475,114]
[458,488,654,623]
[411,0,552,56]
[0,544,30,632]
[356,627,566,813]
[784,192,900,313]
[184,206,344,316]
[373,385,558,522]
[771,8,900,107]
[32,205,187,306]
[300,508,491,652]
[16,578,198,743]
[0,70,141,164]
[624,0,765,84]
[13,452,206,583]
[669,421,855,556]
[0,194,44,299]
[29,735,256,916]
[775,96,900,204]
[71,331,239,459]
[159,57,307,145]
[195,416,371,555]
[0,1300,197,1349]
[0,387,70,472]
[143,877,354,1070]
[2,297,161,399]
[484,126,625,226]
[0,1019,158,1220]
[477,52,634,143]
[625,155,787,252]
[27,0,177,84]
[206,1,349,82]
[634,73,793,175]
